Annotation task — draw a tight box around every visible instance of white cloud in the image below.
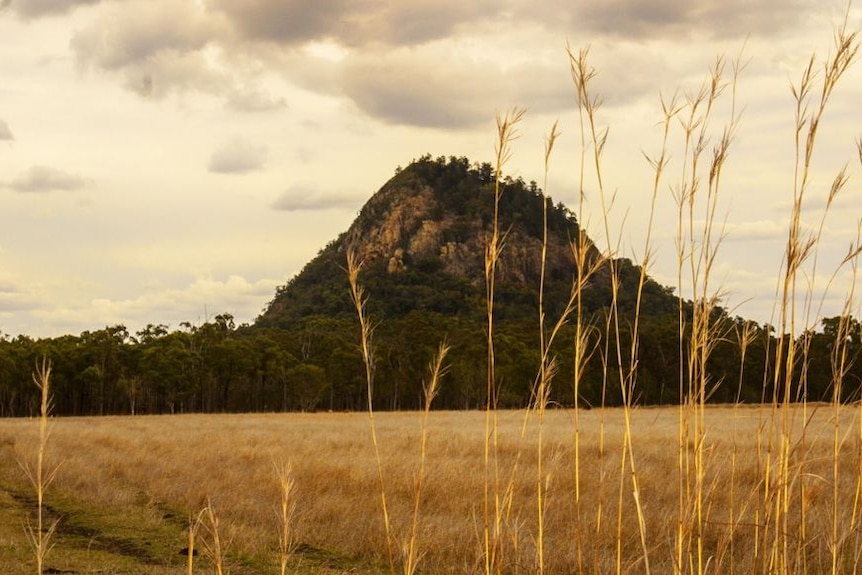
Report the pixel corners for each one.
[6,165,89,193]
[208,137,268,174]
[20,275,280,337]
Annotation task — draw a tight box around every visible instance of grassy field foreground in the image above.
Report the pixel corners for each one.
[1,406,861,574]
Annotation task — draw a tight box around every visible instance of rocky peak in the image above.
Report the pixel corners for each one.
[339,155,583,287]
[258,154,608,326]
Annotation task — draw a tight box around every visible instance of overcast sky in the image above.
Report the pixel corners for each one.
[1,0,861,338]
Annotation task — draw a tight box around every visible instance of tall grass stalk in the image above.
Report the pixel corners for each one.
[570,45,655,574]
[201,499,228,575]
[185,508,206,575]
[569,46,613,573]
[19,358,58,575]
[347,250,396,573]
[481,107,525,575]
[403,342,449,575]
[531,119,573,574]
[662,45,746,574]
[274,459,297,575]
[728,318,758,575]
[768,18,859,573]
[566,43,613,572]
[855,140,862,574]
[830,260,859,573]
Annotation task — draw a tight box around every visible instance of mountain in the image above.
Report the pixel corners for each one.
[258,154,676,329]
[251,155,705,409]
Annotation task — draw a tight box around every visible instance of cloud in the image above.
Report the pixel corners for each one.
[86,274,277,319]
[227,88,287,112]
[0,292,35,313]
[723,219,789,242]
[208,137,268,174]
[7,166,89,193]
[514,0,816,41]
[342,56,490,129]
[71,1,216,70]
[71,0,231,98]
[60,0,553,123]
[207,0,497,48]
[376,0,498,46]
[272,185,360,211]
[38,0,835,130]
[17,274,280,337]
[0,120,13,141]
[340,45,576,129]
[0,276,40,320]
[1,0,101,19]
[207,0,819,50]
[206,0,353,47]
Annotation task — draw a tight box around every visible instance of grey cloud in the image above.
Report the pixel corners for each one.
[210,0,810,49]
[46,0,807,130]
[272,186,359,211]
[7,166,89,193]
[1,0,100,19]
[517,0,815,40]
[0,282,36,313]
[123,51,230,99]
[341,51,512,129]
[71,2,215,71]
[71,1,230,98]
[0,120,13,141]
[379,0,498,46]
[341,49,611,129]
[207,0,355,47]
[0,296,36,313]
[344,68,487,129]
[208,0,496,48]
[208,138,268,174]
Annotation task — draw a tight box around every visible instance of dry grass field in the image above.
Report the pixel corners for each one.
[2,406,861,574]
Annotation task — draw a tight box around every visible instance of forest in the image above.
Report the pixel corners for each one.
[0,309,859,417]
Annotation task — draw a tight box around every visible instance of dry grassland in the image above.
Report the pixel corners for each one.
[2,406,860,573]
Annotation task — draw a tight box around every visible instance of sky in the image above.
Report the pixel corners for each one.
[0,0,861,339]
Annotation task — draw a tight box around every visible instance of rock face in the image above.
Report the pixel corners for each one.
[339,161,582,288]
[343,183,438,266]
[258,155,600,326]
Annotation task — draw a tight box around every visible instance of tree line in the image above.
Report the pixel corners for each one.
[1,308,859,417]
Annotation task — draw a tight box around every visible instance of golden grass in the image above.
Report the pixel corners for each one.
[16,359,58,575]
[1,407,860,573]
